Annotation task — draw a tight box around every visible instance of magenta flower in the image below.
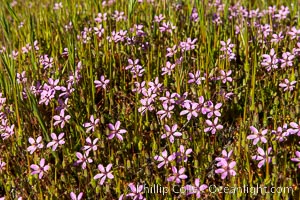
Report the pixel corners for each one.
[44,78,61,91]
[291,151,300,168]
[39,89,55,105]
[205,102,222,118]
[289,121,300,136]
[127,183,145,200]
[16,71,27,84]
[166,45,177,57]
[159,21,176,33]
[175,92,189,106]
[185,178,208,198]
[138,98,155,114]
[280,52,294,68]
[39,54,53,69]
[161,124,182,143]
[190,7,199,22]
[220,39,234,52]
[175,145,193,163]
[129,64,145,78]
[261,48,278,71]
[82,137,99,153]
[74,152,93,169]
[94,25,104,38]
[153,14,165,23]
[94,75,110,90]
[167,166,188,183]
[55,98,69,112]
[141,88,157,101]
[271,124,289,142]
[180,38,197,51]
[30,158,50,179]
[126,59,141,70]
[53,109,71,128]
[271,32,284,43]
[59,83,75,98]
[156,104,174,120]
[288,26,300,39]
[247,126,268,145]
[94,164,114,185]
[112,10,126,22]
[161,61,175,76]
[196,96,208,114]
[188,70,205,85]
[252,147,272,168]
[215,150,233,166]
[180,102,199,121]
[154,149,175,168]
[21,43,31,54]
[27,136,43,154]
[148,77,162,93]
[46,132,65,151]
[219,70,232,83]
[159,91,177,105]
[53,2,63,10]
[132,81,146,93]
[215,160,236,179]
[204,117,223,134]
[279,79,297,92]
[95,12,107,23]
[108,121,127,141]
[1,124,14,140]
[83,115,99,133]
[70,192,83,200]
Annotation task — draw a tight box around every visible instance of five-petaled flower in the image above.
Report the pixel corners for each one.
[215,160,236,179]
[94,75,110,90]
[83,115,99,133]
[180,102,199,121]
[46,132,65,151]
[215,150,233,166]
[205,102,222,118]
[261,48,278,71]
[161,124,182,143]
[30,158,50,179]
[154,149,175,168]
[188,70,205,85]
[157,104,174,120]
[161,61,176,76]
[185,178,208,198]
[252,147,272,168]
[126,183,146,200]
[108,121,127,141]
[175,145,193,163]
[82,137,99,153]
[279,79,297,92]
[27,136,43,154]
[247,126,268,145]
[219,70,233,84]
[94,164,114,185]
[167,166,188,183]
[204,117,223,134]
[53,109,71,128]
[74,152,93,169]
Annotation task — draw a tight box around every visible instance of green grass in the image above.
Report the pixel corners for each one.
[0,0,300,199]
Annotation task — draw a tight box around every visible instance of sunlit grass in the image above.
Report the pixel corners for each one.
[0,0,299,199]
